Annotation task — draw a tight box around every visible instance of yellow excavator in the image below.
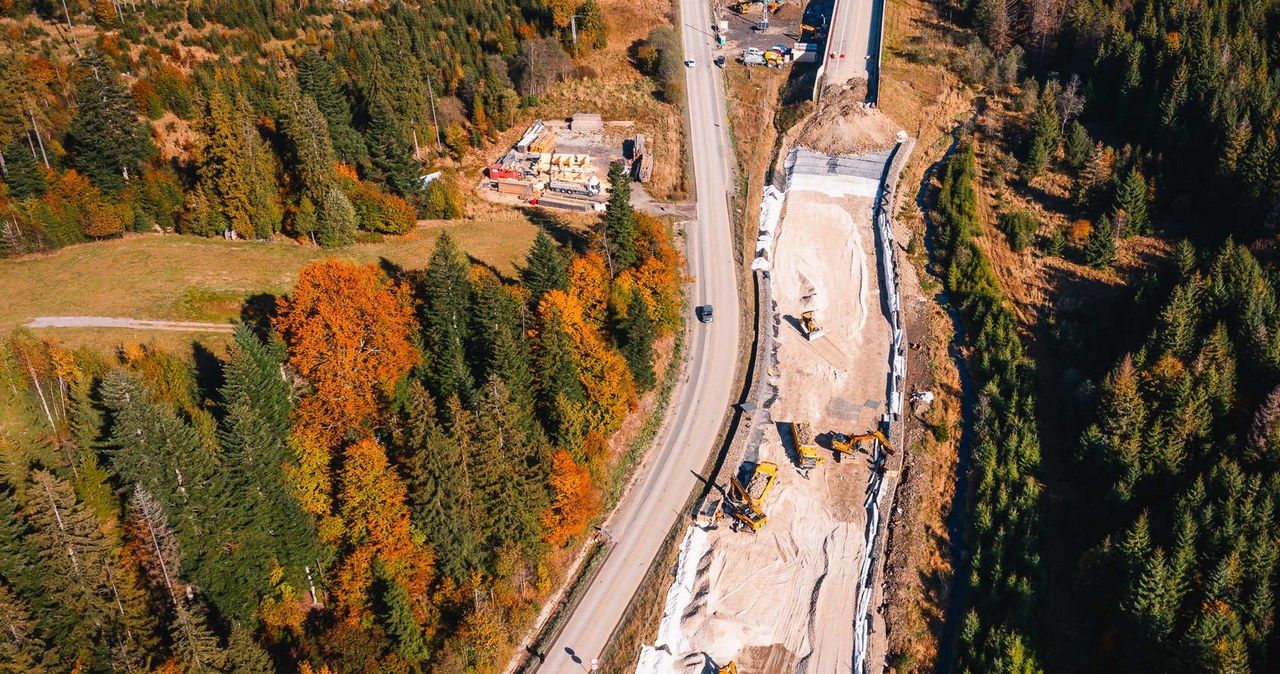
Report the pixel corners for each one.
[800,310,826,340]
[731,0,784,13]
[728,462,778,532]
[719,663,738,674]
[831,429,893,456]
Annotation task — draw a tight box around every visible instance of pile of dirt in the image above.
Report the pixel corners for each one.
[793,84,901,156]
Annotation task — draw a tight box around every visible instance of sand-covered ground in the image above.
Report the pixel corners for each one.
[671,189,892,672]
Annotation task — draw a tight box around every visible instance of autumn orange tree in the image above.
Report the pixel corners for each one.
[541,450,595,547]
[536,289,636,442]
[275,259,420,448]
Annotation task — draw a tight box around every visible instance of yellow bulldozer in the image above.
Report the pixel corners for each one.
[800,310,826,340]
[831,429,893,456]
[728,462,778,532]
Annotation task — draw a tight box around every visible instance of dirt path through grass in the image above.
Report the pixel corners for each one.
[26,316,236,332]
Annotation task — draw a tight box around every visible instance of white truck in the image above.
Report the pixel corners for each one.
[547,176,602,197]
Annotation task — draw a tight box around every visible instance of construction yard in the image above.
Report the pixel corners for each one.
[476,115,655,214]
[640,143,898,672]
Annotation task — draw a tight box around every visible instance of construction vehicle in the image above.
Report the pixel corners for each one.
[695,490,724,528]
[493,179,542,196]
[528,195,606,213]
[800,310,826,340]
[547,176,601,197]
[727,462,778,532]
[719,663,738,674]
[788,421,823,470]
[831,429,894,456]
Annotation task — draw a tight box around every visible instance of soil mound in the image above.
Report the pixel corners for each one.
[794,83,900,156]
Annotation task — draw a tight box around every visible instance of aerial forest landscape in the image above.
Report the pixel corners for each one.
[0,0,1277,673]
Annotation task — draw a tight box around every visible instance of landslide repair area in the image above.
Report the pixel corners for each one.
[668,108,897,671]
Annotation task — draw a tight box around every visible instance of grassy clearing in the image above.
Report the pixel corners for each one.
[724,64,789,259]
[0,215,539,349]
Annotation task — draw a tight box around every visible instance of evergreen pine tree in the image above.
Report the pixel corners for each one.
[365,98,420,197]
[1114,168,1151,236]
[534,307,586,447]
[620,292,657,392]
[2,140,46,199]
[294,195,317,242]
[397,384,480,582]
[296,50,369,167]
[207,327,320,619]
[973,0,1011,54]
[170,600,227,672]
[1023,83,1061,181]
[1063,120,1091,171]
[199,91,254,239]
[235,94,284,239]
[279,75,338,203]
[0,582,51,672]
[316,186,357,247]
[100,369,219,557]
[383,579,429,662]
[0,490,43,606]
[469,377,546,557]
[417,232,474,404]
[521,230,569,308]
[68,51,151,192]
[603,162,637,271]
[1084,215,1117,268]
[225,623,273,674]
[24,470,115,658]
[422,179,462,219]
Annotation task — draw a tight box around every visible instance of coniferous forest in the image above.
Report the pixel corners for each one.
[0,0,608,253]
[938,1,1280,673]
[1,204,683,671]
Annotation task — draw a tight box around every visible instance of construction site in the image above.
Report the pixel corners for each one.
[636,126,905,674]
[479,115,656,214]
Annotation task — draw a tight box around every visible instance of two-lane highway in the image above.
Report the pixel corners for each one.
[534,1,741,672]
[823,0,883,93]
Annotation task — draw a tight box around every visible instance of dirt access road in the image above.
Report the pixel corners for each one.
[532,0,741,671]
[26,316,236,332]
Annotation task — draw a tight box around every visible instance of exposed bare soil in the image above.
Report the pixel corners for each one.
[676,188,892,672]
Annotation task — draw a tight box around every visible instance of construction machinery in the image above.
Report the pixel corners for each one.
[728,462,778,532]
[800,310,826,340]
[788,421,823,470]
[831,429,894,456]
[528,195,606,213]
[719,663,738,674]
[547,176,602,197]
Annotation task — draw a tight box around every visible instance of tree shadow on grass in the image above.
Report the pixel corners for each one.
[240,293,278,335]
[523,207,592,254]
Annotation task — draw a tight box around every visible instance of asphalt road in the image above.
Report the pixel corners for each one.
[534,0,741,671]
[824,0,882,91]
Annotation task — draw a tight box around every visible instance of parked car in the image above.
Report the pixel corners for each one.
[697,305,714,323]
[684,58,696,67]
[715,55,726,68]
